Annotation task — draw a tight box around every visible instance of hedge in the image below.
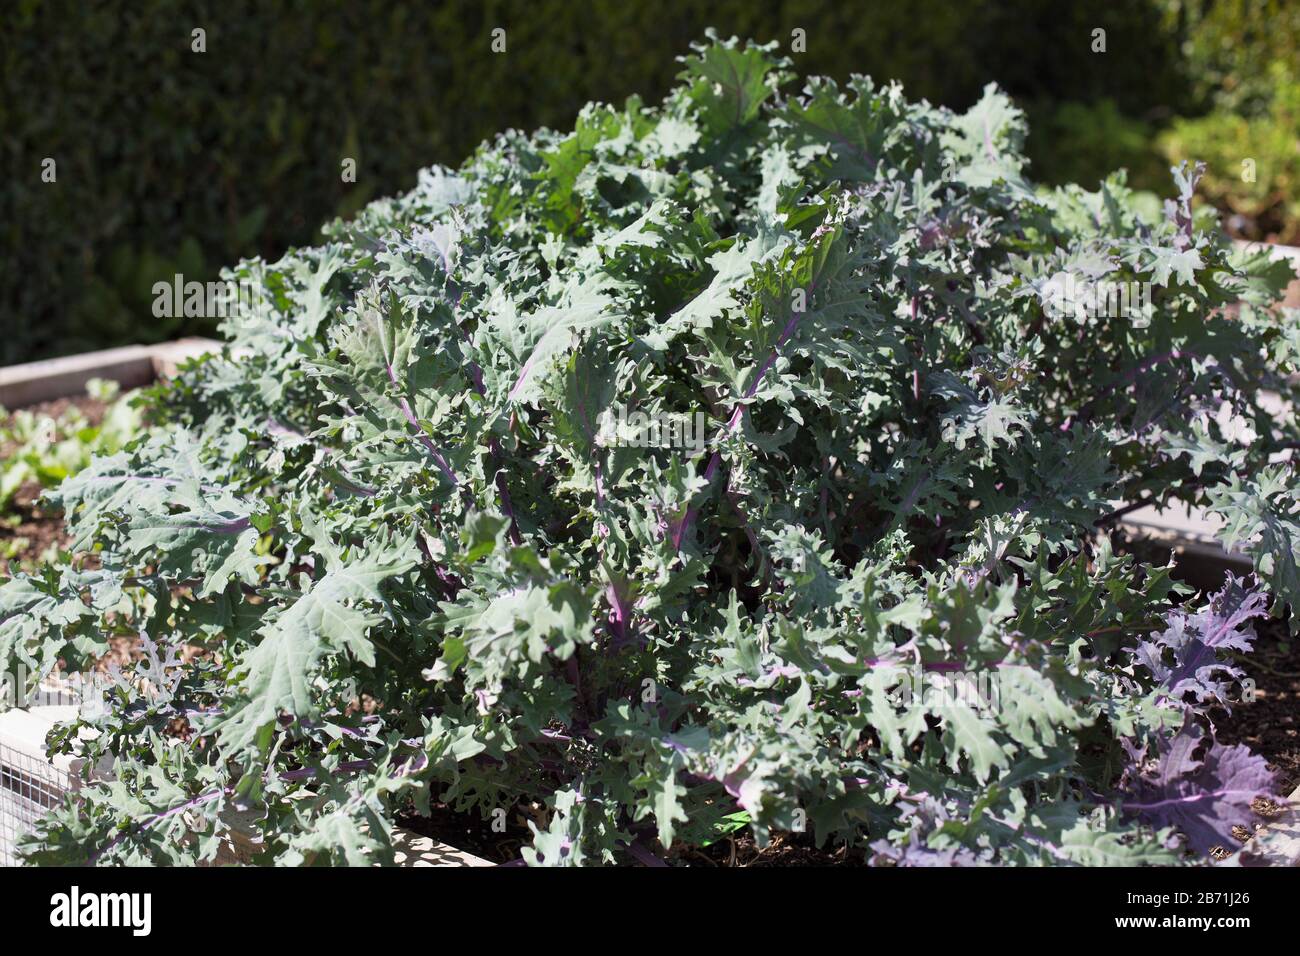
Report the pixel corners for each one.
[2,0,1187,364]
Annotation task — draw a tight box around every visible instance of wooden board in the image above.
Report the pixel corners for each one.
[0,338,222,407]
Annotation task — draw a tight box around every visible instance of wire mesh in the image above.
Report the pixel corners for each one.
[0,739,66,866]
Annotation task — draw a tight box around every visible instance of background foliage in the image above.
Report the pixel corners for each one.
[2,0,1198,364]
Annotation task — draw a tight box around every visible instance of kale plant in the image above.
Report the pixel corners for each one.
[5,34,1300,866]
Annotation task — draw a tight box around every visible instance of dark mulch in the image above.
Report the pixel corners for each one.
[0,496,68,576]
[1212,613,1300,799]
[668,831,865,867]
[7,394,108,422]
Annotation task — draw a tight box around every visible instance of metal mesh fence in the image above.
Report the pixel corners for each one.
[0,739,66,866]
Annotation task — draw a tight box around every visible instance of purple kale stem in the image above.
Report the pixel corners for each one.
[890,467,930,528]
[1118,781,1270,813]
[454,324,522,544]
[383,358,459,486]
[1109,348,1197,391]
[331,469,378,498]
[672,296,809,551]
[1075,348,1203,425]
[568,367,626,645]
[87,786,230,865]
[605,570,632,646]
[467,356,486,396]
[564,654,589,726]
[910,296,921,403]
[489,436,524,545]
[725,489,768,573]
[623,839,670,867]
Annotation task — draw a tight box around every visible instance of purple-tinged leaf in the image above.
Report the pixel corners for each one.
[1132,574,1266,710]
[1121,723,1276,856]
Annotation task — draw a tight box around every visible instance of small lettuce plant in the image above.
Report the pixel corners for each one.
[0,379,141,512]
[5,34,1300,866]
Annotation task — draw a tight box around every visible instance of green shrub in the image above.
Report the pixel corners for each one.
[1169,0,1300,114]
[1146,1,1300,242]
[3,0,1187,365]
[1160,62,1300,243]
[1025,100,1168,192]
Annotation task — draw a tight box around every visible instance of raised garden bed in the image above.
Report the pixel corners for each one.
[6,41,1300,867]
[6,350,1300,863]
[0,338,220,409]
[4,304,1300,866]
[0,700,493,868]
[0,343,210,577]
